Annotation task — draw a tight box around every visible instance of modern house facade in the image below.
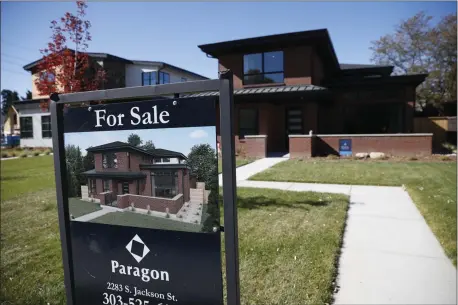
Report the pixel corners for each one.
[194,29,432,157]
[81,141,197,214]
[13,51,209,148]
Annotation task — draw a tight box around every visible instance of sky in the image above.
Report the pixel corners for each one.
[64,126,217,156]
[1,1,456,97]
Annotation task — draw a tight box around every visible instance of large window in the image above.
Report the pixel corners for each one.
[159,72,170,84]
[20,117,33,138]
[103,180,110,192]
[39,71,55,82]
[89,179,96,194]
[239,108,258,137]
[102,153,118,169]
[243,51,284,85]
[142,72,157,86]
[41,116,52,138]
[153,170,178,198]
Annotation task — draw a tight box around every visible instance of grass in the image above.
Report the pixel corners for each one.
[90,211,203,232]
[251,159,457,265]
[224,188,349,304]
[1,155,55,201]
[218,158,255,173]
[68,198,102,218]
[1,156,350,304]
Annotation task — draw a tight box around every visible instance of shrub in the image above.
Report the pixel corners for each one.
[1,153,8,158]
[45,150,52,155]
[326,154,339,160]
[20,152,28,158]
[408,156,418,161]
[33,151,40,157]
[441,156,452,161]
[10,152,16,157]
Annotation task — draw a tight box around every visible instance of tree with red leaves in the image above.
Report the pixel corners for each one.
[35,0,106,111]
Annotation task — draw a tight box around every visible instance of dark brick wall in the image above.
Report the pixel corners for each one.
[289,134,433,157]
[117,194,184,214]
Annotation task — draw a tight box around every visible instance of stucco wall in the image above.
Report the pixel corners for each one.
[16,106,52,148]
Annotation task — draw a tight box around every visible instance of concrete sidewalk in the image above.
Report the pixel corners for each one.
[73,205,120,222]
[225,166,456,304]
[218,157,287,185]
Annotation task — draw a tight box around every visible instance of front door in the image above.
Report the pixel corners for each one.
[285,107,304,150]
[122,181,129,194]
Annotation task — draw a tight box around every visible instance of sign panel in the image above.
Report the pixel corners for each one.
[60,96,223,305]
[339,139,352,156]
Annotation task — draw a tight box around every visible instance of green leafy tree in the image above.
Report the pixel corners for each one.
[65,145,84,197]
[142,140,155,151]
[370,11,457,114]
[83,150,94,171]
[127,133,142,147]
[187,144,218,188]
[21,90,32,100]
[1,90,20,115]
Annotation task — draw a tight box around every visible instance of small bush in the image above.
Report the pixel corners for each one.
[45,150,52,155]
[20,152,28,158]
[165,213,170,218]
[408,156,418,161]
[441,156,452,161]
[1,153,8,158]
[194,220,199,224]
[33,151,40,156]
[326,154,339,160]
[10,152,17,157]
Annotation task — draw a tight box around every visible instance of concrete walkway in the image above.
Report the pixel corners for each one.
[218,157,287,185]
[73,205,120,222]
[222,159,456,304]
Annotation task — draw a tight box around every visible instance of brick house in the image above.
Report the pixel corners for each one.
[81,141,198,214]
[194,29,432,158]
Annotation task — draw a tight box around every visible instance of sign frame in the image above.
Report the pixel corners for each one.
[50,71,240,305]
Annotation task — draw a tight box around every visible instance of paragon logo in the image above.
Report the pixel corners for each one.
[126,234,150,263]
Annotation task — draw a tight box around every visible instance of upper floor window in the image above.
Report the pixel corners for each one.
[181,77,187,82]
[39,71,55,82]
[142,72,156,86]
[159,72,170,84]
[20,117,33,138]
[243,51,284,85]
[102,153,118,169]
[41,115,52,138]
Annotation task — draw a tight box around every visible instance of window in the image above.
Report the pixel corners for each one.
[41,116,52,138]
[103,180,110,192]
[39,71,55,82]
[243,51,284,85]
[20,117,33,138]
[142,72,157,86]
[89,179,96,194]
[239,108,258,137]
[102,153,118,169]
[181,77,187,82]
[153,170,178,198]
[159,72,170,84]
[162,158,170,163]
[13,114,17,125]
[154,158,162,163]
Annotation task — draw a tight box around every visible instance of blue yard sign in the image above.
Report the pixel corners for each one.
[339,139,352,156]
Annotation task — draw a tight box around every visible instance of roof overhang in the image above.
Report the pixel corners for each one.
[139,164,190,170]
[82,170,146,179]
[198,29,340,75]
[328,73,428,88]
[87,144,187,160]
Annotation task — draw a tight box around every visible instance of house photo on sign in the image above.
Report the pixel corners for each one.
[64,121,219,234]
[60,96,224,305]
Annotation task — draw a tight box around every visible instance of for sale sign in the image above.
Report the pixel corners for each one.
[53,94,224,305]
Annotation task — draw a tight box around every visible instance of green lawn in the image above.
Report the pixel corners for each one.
[218,158,255,173]
[90,211,203,232]
[1,157,349,304]
[1,155,55,201]
[68,198,102,218]
[251,159,457,265]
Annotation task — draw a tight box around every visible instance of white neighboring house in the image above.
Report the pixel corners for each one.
[13,100,52,148]
[17,51,209,148]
